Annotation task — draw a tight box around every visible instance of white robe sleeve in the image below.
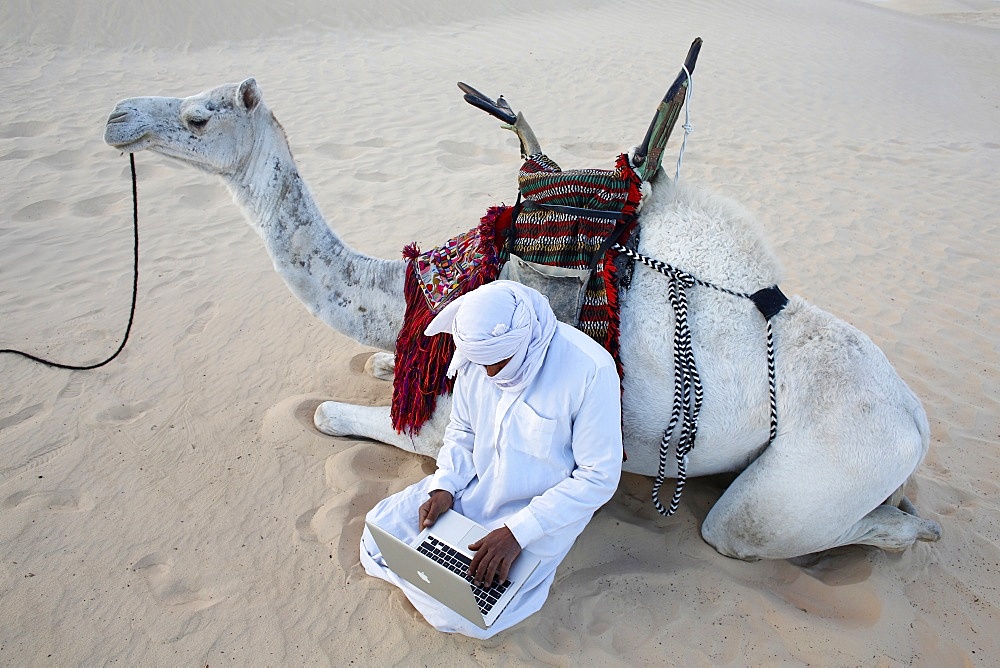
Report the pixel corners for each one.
[505,365,623,548]
[429,371,478,496]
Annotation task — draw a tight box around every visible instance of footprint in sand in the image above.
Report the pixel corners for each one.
[435,139,508,171]
[0,121,49,138]
[57,376,85,401]
[132,553,221,612]
[583,589,657,653]
[183,300,216,337]
[354,170,399,183]
[92,401,152,425]
[316,137,389,160]
[437,140,482,158]
[71,193,125,219]
[295,507,321,543]
[316,142,365,160]
[0,403,44,432]
[3,489,88,512]
[766,561,882,628]
[0,441,68,485]
[12,199,67,223]
[0,148,32,161]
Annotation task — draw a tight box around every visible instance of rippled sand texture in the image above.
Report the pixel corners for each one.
[1,0,998,664]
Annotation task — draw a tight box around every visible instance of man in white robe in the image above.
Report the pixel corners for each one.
[360,280,623,638]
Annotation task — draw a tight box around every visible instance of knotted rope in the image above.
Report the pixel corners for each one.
[613,243,785,516]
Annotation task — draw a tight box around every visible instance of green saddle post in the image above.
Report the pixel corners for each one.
[632,37,703,182]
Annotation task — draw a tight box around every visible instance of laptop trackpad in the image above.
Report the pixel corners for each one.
[460,525,489,550]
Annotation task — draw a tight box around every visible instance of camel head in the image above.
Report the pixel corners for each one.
[104,78,269,176]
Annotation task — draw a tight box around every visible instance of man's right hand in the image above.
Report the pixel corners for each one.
[418,489,454,529]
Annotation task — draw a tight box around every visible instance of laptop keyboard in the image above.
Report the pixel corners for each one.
[417,535,512,615]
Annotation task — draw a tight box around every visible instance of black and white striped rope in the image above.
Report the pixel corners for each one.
[764,319,778,442]
[613,243,782,516]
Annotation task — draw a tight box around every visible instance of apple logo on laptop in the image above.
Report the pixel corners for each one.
[417,570,430,584]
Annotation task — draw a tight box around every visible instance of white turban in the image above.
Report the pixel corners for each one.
[424,280,558,394]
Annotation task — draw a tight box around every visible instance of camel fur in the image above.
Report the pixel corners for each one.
[104,78,941,560]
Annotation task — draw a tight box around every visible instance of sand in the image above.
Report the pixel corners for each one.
[1,0,998,664]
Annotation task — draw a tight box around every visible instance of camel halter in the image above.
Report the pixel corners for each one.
[1,154,139,370]
[613,243,787,516]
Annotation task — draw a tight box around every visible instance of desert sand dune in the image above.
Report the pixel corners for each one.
[1,0,998,663]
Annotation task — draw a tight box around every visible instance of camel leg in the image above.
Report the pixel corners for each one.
[699,429,939,561]
[364,352,395,381]
[313,400,448,459]
[825,501,941,552]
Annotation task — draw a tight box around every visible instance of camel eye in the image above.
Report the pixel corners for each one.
[188,117,209,130]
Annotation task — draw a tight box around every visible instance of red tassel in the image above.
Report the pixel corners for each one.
[483,205,512,256]
[402,242,421,261]
[390,210,504,434]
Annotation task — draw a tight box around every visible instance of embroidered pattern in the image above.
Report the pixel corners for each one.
[413,225,494,314]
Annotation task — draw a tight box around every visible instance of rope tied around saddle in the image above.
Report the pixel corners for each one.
[673,65,694,188]
[612,243,787,516]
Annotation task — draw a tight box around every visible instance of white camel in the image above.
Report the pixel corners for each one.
[104,78,941,560]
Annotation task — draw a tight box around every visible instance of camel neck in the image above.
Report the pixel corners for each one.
[225,113,406,351]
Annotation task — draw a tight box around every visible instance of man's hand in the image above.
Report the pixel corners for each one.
[418,489,454,530]
[468,526,522,588]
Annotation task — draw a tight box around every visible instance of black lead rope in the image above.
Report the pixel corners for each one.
[1,153,139,371]
[612,243,786,516]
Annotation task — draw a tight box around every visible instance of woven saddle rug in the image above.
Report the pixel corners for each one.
[512,152,642,363]
[391,154,641,434]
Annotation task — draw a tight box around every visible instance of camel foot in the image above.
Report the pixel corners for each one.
[846,504,942,552]
[364,352,395,381]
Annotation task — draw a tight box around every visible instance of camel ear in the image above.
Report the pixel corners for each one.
[238,78,261,112]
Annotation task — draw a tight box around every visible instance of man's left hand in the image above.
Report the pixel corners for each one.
[468,526,521,588]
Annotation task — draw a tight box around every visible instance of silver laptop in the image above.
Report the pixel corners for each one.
[366,509,541,629]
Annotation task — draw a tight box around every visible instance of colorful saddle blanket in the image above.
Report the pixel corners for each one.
[391,154,641,435]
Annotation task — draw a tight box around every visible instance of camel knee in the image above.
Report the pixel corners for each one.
[700,506,771,561]
[314,400,353,436]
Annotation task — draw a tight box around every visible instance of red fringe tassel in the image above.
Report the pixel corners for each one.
[390,207,508,434]
[599,155,643,377]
